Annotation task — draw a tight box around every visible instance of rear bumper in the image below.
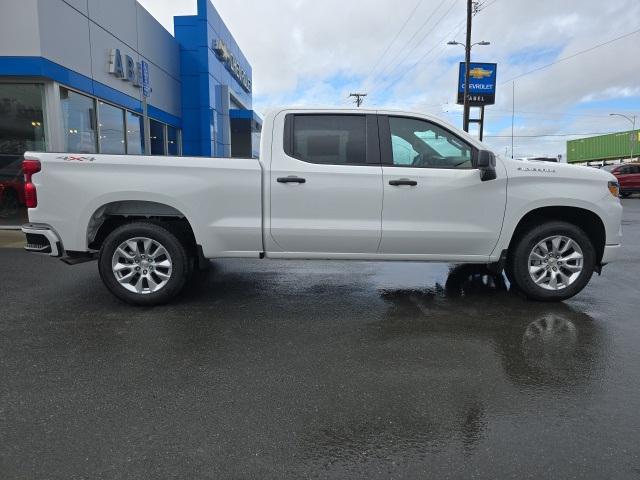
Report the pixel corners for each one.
[601,244,621,264]
[21,224,63,257]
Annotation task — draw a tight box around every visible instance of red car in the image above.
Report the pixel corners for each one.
[603,163,640,198]
[0,159,26,219]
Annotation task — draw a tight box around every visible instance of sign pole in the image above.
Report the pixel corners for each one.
[479,106,485,141]
[511,81,515,159]
[463,0,472,132]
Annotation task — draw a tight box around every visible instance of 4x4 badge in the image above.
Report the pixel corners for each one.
[57,156,96,162]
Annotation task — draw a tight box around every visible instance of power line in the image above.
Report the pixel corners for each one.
[474,0,499,13]
[366,0,426,80]
[442,106,640,119]
[485,132,620,138]
[377,0,459,83]
[400,0,495,74]
[378,0,496,94]
[467,109,635,119]
[500,27,640,84]
[378,17,466,92]
[424,18,467,64]
[370,0,455,85]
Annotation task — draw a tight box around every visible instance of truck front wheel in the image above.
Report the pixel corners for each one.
[98,222,190,306]
[509,221,596,302]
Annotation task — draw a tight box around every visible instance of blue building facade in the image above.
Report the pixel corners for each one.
[0,0,259,226]
[0,0,260,159]
[176,0,259,157]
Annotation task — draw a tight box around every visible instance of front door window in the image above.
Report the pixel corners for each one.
[389,116,473,169]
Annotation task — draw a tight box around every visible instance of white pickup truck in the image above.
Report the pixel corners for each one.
[21,108,622,305]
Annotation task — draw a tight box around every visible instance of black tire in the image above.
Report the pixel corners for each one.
[620,191,631,198]
[509,221,596,302]
[98,222,191,306]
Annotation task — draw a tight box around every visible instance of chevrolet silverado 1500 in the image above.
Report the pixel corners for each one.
[21,108,623,305]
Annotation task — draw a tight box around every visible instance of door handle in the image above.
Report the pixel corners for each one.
[389,179,418,186]
[277,176,306,184]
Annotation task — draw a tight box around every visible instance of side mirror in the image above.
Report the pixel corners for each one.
[477,150,497,182]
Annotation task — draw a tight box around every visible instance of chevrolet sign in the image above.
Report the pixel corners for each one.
[457,62,497,106]
[213,39,252,93]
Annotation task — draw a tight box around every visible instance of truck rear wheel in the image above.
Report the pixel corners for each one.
[98,222,190,306]
[509,221,596,302]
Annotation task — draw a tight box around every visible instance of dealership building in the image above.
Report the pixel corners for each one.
[0,0,260,227]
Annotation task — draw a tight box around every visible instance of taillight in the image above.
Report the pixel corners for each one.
[22,159,41,208]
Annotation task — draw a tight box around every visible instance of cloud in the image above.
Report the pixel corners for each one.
[138,0,640,158]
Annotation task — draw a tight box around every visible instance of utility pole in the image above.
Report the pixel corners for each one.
[349,93,367,107]
[448,1,489,136]
[463,0,473,132]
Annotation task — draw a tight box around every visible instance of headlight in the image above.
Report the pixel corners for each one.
[608,181,620,198]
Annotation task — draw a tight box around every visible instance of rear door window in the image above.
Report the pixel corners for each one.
[285,115,367,165]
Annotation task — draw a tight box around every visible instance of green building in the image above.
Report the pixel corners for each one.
[567,129,640,164]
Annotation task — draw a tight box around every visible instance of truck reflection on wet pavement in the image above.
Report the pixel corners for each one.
[1,201,639,479]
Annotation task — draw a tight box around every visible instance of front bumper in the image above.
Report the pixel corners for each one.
[601,244,621,265]
[21,224,63,257]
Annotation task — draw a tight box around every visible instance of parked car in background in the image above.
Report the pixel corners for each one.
[603,163,640,198]
[0,158,25,219]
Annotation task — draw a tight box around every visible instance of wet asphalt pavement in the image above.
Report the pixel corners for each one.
[1,200,640,479]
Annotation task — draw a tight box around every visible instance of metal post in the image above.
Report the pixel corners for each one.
[609,113,637,163]
[463,0,472,132]
[511,81,515,159]
[478,106,485,141]
[143,96,151,155]
[631,116,636,162]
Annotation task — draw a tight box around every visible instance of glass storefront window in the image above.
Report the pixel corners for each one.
[167,125,179,156]
[60,87,97,153]
[98,101,125,154]
[0,83,46,226]
[126,111,144,155]
[150,119,165,155]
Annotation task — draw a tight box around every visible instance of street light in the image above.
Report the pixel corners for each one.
[448,40,491,47]
[609,113,637,162]
[447,39,490,132]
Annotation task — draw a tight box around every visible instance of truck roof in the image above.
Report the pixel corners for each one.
[261,107,486,150]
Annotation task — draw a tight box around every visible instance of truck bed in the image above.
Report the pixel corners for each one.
[25,152,265,258]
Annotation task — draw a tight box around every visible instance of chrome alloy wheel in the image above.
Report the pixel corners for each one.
[111,237,173,294]
[528,235,584,291]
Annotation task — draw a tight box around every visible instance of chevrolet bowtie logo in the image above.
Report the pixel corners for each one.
[213,39,231,62]
[469,67,493,79]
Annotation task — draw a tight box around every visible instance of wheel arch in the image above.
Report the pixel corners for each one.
[86,200,197,252]
[506,206,607,264]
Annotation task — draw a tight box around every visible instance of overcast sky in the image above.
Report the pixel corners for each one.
[138,0,640,159]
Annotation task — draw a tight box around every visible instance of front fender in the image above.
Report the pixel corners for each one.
[491,176,622,259]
